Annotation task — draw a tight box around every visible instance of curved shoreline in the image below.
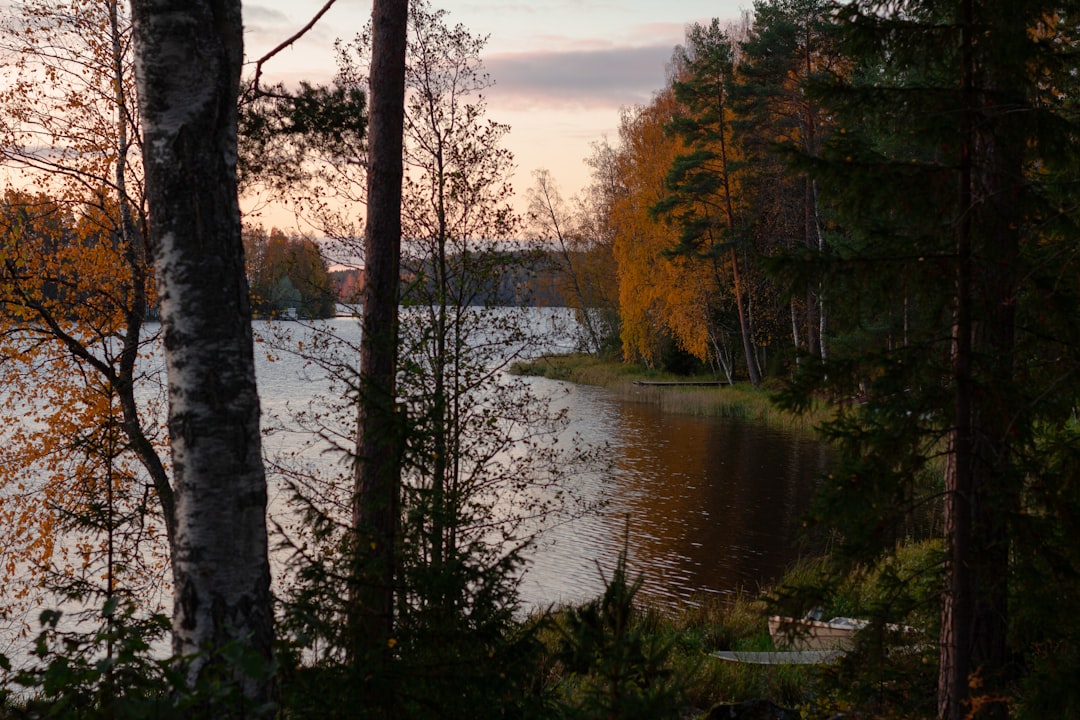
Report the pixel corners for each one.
[512,353,826,433]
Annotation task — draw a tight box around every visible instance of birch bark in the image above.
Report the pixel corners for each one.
[130,0,272,708]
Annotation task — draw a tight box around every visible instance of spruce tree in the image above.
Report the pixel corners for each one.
[779,2,1080,718]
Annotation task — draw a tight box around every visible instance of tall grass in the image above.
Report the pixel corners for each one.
[661,594,815,711]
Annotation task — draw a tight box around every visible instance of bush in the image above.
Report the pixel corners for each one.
[548,552,682,720]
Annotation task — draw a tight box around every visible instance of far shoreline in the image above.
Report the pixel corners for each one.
[510,353,827,433]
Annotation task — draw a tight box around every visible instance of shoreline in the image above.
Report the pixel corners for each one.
[511,353,826,433]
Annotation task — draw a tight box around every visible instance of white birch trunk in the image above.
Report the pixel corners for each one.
[130,0,272,710]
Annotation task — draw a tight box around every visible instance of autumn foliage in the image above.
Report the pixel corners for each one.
[556,10,839,381]
[243,226,337,319]
[0,189,169,619]
[610,91,715,369]
[0,0,172,630]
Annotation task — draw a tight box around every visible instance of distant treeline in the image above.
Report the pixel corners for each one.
[329,246,578,312]
[0,201,581,321]
[243,226,337,319]
[400,247,573,308]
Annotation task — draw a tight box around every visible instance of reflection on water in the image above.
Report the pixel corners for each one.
[252,316,829,612]
[519,378,830,610]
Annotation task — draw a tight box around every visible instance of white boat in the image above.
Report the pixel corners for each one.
[768,614,867,651]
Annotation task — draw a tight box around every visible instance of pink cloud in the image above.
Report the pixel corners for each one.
[485,44,676,111]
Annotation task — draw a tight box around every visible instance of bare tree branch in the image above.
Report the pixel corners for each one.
[250,0,338,92]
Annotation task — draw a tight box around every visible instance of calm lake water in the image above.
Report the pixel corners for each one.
[253,313,830,611]
[517,376,829,609]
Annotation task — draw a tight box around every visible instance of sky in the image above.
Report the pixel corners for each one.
[242,0,750,230]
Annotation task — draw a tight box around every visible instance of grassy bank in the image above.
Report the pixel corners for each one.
[512,353,827,432]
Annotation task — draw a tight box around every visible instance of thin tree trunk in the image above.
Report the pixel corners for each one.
[536,172,603,354]
[351,0,409,673]
[790,298,802,367]
[727,244,759,385]
[804,176,820,358]
[962,81,1018,720]
[939,5,1016,717]
[130,0,272,710]
[939,5,975,715]
[803,35,826,362]
[710,66,760,386]
[108,0,176,549]
[708,331,734,384]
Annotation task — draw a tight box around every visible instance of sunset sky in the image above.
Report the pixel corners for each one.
[242,0,749,230]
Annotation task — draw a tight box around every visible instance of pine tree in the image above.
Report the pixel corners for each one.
[656,20,761,385]
[351,0,409,691]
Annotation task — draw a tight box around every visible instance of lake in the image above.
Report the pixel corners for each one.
[253,312,829,611]
[0,309,829,664]
[516,377,828,609]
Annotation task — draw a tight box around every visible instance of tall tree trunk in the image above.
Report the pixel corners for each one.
[804,177,821,359]
[802,34,826,362]
[351,0,409,675]
[959,117,1017,720]
[716,127,759,386]
[705,59,760,387]
[939,4,1017,717]
[130,0,272,710]
[939,5,976,715]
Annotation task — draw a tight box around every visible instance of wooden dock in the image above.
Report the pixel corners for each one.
[632,380,728,387]
[710,650,843,665]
